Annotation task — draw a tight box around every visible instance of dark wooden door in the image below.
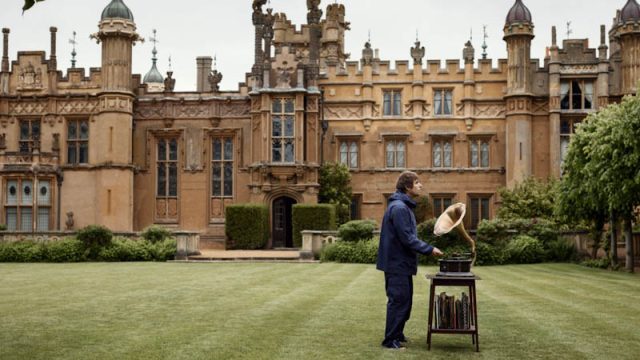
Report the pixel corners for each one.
[272,197,296,248]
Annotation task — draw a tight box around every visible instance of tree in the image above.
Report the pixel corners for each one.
[318,162,352,226]
[556,115,609,259]
[559,93,640,271]
[497,176,559,221]
[23,0,45,12]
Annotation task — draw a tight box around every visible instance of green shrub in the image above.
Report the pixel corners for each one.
[320,239,378,264]
[413,195,432,224]
[474,241,507,266]
[225,204,269,250]
[319,162,352,226]
[141,225,173,244]
[545,237,577,262]
[292,204,336,247]
[98,238,152,262]
[581,257,611,269]
[46,239,85,262]
[476,217,559,247]
[0,224,7,231]
[149,238,177,261]
[338,220,377,242]
[76,225,113,259]
[505,235,545,264]
[0,241,46,262]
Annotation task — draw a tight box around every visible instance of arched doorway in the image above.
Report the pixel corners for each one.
[272,196,297,248]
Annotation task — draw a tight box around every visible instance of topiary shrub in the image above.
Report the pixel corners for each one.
[505,235,545,264]
[292,204,336,248]
[338,219,377,242]
[46,239,85,262]
[225,204,269,250]
[76,225,113,259]
[141,225,173,244]
[320,239,378,264]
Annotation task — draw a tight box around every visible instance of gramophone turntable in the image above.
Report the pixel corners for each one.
[433,203,476,277]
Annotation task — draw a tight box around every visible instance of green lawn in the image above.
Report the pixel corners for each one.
[0,263,638,360]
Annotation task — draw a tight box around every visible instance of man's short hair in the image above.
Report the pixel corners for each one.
[396,171,419,193]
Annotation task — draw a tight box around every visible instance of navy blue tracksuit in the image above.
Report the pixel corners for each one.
[376,191,434,346]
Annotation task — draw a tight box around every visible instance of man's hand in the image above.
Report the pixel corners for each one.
[431,247,444,256]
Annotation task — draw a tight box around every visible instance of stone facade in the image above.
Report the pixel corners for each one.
[0,0,639,250]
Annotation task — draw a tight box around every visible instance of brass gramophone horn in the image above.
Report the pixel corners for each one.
[434,203,477,265]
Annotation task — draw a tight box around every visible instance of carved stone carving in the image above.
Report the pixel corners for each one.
[220,103,250,117]
[0,133,6,150]
[134,105,165,119]
[59,100,99,114]
[411,41,425,65]
[361,42,373,66]
[559,64,598,75]
[276,62,293,89]
[52,133,60,152]
[324,105,363,119]
[422,103,431,117]
[164,71,176,92]
[474,104,506,117]
[175,104,209,119]
[208,70,223,92]
[17,62,43,90]
[9,102,47,115]
[65,212,74,231]
[456,103,465,116]
[404,103,413,117]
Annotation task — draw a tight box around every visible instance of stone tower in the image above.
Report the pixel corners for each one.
[503,0,534,187]
[90,0,141,231]
[611,0,640,95]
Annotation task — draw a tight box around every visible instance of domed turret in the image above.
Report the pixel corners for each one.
[621,0,640,23]
[143,29,165,92]
[505,0,532,25]
[101,0,134,22]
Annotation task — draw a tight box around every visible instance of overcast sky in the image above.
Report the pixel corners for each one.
[0,0,625,91]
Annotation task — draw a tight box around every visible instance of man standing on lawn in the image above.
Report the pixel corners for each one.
[377,171,443,349]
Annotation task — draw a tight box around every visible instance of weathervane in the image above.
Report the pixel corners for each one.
[168,56,172,72]
[482,25,488,60]
[566,21,573,39]
[69,31,77,68]
[150,29,159,62]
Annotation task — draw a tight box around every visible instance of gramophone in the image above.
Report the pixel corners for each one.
[433,203,476,277]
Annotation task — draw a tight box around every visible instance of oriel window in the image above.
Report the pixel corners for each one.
[67,119,89,164]
[19,120,40,153]
[272,98,295,163]
[560,80,593,110]
[212,137,234,198]
[434,89,453,115]
[383,90,402,116]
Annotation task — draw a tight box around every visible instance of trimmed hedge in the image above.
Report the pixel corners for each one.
[476,217,559,247]
[0,237,175,262]
[338,219,377,242]
[292,204,336,247]
[225,204,269,250]
[320,239,378,263]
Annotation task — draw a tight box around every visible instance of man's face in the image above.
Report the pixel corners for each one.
[406,179,423,197]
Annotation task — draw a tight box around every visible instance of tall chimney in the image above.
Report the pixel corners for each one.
[2,28,9,72]
[49,26,57,70]
[196,56,212,92]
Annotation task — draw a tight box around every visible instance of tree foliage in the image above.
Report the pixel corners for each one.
[497,177,559,221]
[318,162,352,225]
[558,92,640,270]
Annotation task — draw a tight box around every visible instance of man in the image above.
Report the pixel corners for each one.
[376,171,443,349]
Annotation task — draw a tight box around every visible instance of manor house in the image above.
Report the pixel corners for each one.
[1,0,639,249]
